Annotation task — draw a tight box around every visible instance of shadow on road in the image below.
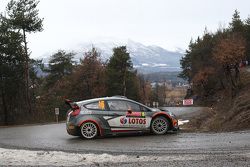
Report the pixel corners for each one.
[67,131,179,141]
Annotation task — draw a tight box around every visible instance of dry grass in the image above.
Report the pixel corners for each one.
[181,107,215,132]
[210,68,250,131]
[185,67,250,132]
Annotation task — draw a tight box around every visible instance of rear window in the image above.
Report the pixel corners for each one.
[84,100,106,110]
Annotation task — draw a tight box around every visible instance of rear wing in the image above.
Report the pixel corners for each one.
[65,99,79,110]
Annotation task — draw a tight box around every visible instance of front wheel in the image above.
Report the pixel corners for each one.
[151,116,169,135]
[80,122,98,139]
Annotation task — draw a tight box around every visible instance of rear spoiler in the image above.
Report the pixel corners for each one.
[65,99,79,110]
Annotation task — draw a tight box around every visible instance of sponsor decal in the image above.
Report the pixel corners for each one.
[126,112,146,118]
[120,117,146,125]
[120,117,128,124]
[141,112,145,117]
[129,118,146,124]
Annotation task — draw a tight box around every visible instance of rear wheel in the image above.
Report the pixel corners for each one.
[151,116,169,135]
[80,122,98,139]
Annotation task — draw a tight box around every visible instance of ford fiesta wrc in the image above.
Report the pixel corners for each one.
[65,96,179,139]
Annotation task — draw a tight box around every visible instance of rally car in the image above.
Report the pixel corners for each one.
[65,96,179,139]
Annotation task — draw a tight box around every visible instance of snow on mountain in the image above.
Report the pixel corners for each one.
[42,40,183,73]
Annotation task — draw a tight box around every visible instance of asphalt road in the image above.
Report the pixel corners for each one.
[0,107,250,166]
[164,106,207,119]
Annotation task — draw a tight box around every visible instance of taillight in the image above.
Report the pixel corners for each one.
[70,105,80,116]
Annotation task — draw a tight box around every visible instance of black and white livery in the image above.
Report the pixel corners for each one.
[66,96,179,139]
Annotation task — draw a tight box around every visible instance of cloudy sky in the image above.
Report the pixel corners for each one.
[0,0,250,58]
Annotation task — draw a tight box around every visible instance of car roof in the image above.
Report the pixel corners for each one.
[76,97,130,104]
[76,96,150,109]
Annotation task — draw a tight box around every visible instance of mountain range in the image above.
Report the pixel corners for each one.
[42,40,184,73]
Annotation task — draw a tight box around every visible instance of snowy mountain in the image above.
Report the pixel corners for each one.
[43,40,183,73]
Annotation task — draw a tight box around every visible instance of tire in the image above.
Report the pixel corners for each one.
[151,116,169,135]
[80,122,98,139]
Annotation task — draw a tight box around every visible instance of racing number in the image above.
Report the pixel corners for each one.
[98,100,105,110]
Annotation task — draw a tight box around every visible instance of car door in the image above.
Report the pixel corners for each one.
[105,100,129,132]
[124,101,152,129]
[106,100,151,132]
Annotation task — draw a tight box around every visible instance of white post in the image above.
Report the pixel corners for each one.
[55,108,59,123]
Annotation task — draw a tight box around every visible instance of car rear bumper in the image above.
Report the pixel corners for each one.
[66,123,79,136]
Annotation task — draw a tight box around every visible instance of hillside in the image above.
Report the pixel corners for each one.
[211,67,250,131]
[184,67,250,132]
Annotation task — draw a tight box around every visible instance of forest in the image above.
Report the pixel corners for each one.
[179,10,250,103]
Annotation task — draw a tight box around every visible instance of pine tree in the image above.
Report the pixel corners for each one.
[106,46,132,96]
[244,17,250,61]
[6,0,43,112]
[45,50,75,88]
[229,10,244,33]
[106,46,140,100]
[0,14,26,124]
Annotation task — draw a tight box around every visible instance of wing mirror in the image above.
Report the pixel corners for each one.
[127,109,132,114]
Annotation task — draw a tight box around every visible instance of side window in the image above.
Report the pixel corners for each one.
[126,101,140,112]
[84,100,106,110]
[85,102,99,110]
[140,105,151,112]
[107,100,128,111]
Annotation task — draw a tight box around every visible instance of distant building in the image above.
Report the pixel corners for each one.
[150,81,189,106]
[165,86,187,106]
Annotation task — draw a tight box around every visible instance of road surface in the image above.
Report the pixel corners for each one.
[164,106,207,119]
[0,107,249,166]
